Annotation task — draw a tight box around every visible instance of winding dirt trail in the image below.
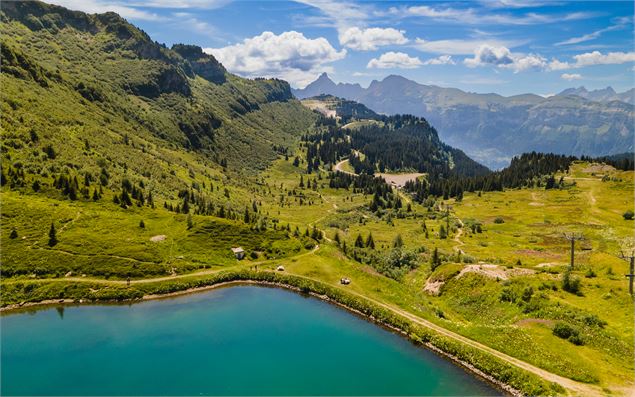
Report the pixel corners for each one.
[453,218,465,253]
[334,158,355,175]
[4,245,322,286]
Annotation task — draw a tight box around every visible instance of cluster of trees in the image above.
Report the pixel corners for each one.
[113,178,152,208]
[349,115,487,176]
[303,115,487,177]
[404,152,577,201]
[328,171,400,214]
[582,154,634,171]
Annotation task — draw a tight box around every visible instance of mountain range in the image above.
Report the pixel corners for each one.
[293,74,634,169]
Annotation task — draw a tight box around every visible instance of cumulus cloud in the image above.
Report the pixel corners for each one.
[339,27,408,51]
[464,45,548,72]
[367,52,423,69]
[548,59,571,71]
[464,45,635,73]
[561,73,582,81]
[464,45,513,67]
[572,51,635,67]
[547,51,635,70]
[423,55,456,65]
[205,31,346,88]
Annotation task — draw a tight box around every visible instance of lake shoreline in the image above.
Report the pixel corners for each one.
[1,279,521,397]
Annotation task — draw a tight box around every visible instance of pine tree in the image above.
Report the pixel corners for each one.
[392,234,404,248]
[439,225,447,239]
[244,206,251,223]
[365,232,375,249]
[9,228,18,239]
[48,223,58,247]
[139,220,145,228]
[431,247,441,271]
[354,233,364,248]
[187,214,194,230]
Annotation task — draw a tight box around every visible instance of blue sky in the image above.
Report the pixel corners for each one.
[51,1,634,95]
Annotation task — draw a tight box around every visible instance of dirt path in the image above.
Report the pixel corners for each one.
[4,245,322,286]
[334,158,355,175]
[453,218,465,253]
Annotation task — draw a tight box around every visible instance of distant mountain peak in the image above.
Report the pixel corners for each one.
[557,85,630,104]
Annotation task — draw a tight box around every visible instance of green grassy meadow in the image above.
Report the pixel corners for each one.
[5,157,632,394]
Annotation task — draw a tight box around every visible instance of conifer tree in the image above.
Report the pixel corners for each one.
[354,233,364,248]
[393,234,404,248]
[365,232,375,249]
[48,222,58,247]
[431,247,441,271]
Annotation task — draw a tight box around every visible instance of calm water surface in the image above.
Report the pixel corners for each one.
[2,286,500,396]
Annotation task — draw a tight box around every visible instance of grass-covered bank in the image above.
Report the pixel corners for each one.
[2,269,566,396]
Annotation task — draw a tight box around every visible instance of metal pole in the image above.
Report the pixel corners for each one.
[629,257,634,296]
[570,239,575,269]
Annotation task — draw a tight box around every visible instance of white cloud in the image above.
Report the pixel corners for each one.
[128,0,230,8]
[205,31,346,88]
[561,73,582,81]
[464,45,635,73]
[555,17,630,46]
[548,59,571,70]
[367,52,423,69]
[339,27,408,51]
[479,0,562,9]
[294,0,371,32]
[464,45,513,67]
[413,38,521,55]
[464,45,546,72]
[573,51,635,67]
[47,0,163,20]
[391,5,595,25]
[423,55,456,65]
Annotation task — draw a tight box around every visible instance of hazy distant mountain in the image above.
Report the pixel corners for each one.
[297,73,365,99]
[293,74,634,169]
[556,86,635,105]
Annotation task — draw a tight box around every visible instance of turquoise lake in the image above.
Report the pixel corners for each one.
[1,285,500,396]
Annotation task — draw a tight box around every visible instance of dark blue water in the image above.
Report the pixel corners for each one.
[1,286,499,396]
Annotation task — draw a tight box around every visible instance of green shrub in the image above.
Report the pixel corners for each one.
[500,287,517,303]
[553,322,577,339]
[553,322,584,345]
[494,217,505,224]
[561,269,581,295]
[623,210,634,220]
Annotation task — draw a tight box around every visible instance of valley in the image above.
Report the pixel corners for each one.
[1,2,634,397]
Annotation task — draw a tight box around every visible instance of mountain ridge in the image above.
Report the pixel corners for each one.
[293,74,634,169]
